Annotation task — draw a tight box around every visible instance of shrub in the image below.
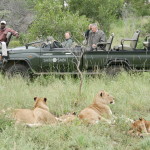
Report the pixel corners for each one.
[28,0,90,43]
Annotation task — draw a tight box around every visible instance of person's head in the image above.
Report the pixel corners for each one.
[89,24,93,30]
[47,36,55,42]
[65,31,71,39]
[91,24,98,33]
[0,20,6,29]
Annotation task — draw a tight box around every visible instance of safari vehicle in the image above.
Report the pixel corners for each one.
[0,31,150,77]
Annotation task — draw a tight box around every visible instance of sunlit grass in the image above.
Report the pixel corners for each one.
[0,72,150,149]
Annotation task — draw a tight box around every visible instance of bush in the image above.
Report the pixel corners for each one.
[126,0,150,16]
[9,40,21,48]
[69,0,124,35]
[28,0,90,43]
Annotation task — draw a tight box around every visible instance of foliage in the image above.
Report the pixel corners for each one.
[143,18,150,34]
[28,0,90,43]
[110,16,150,49]
[1,0,149,44]
[125,0,150,16]
[25,0,37,6]
[9,40,21,48]
[69,0,124,35]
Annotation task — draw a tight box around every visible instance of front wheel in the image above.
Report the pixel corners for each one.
[6,64,30,78]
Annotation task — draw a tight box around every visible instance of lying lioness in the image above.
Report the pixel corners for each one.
[13,97,57,125]
[78,90,115,124]
[58,112,76,123]
[128,118,150,137]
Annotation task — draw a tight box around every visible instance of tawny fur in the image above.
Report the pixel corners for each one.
[13,97,57,125]
[78,90,115,124]
[57,112,76,123]
[128,118,150,137]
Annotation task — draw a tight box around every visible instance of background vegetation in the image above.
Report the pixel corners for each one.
[0,73,150,149]
[0,0,149,46]
[28,0,90,42]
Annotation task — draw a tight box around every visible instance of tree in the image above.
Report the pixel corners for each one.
[125,0,150,16]
[69,0,124,35]
[28,0,90,42]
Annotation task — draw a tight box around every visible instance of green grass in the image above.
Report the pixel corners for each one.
[0,73,150,150]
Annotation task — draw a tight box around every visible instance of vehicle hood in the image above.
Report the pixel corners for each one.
[8,46,40,53]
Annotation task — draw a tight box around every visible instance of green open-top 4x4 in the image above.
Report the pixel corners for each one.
[0,31,150,77]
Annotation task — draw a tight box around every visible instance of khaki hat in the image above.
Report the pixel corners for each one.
[0,21,6,24]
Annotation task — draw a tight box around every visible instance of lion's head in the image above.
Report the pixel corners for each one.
[33,97,49,111]
[94,90,115,104]
[131,118,146,133]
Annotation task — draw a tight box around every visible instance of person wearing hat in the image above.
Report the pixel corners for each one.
[0,20,19,44]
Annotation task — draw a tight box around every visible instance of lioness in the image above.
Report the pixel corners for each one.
[58,112,76,123]
[78,90,115,124]
[13,97,57,125]
[128,118,150,137]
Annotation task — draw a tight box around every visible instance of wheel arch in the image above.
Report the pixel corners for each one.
[106,59,132,70]
[3,59,32,71]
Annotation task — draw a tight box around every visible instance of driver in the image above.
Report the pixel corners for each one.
[0,20,19,43]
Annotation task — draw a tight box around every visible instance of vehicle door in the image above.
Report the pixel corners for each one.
[121,49,150,69]
[104,49,149,70]
[40,46,78,73]
[82,51,109,71]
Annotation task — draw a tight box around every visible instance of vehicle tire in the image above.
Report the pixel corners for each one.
[6,64,30,78]
[105,65,126,76]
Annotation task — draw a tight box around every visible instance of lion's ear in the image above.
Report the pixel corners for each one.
[100,90,104,97]
[139,118,145,121]
[34,97,37,101]
[72,112,76,115]
[44,98,47,102]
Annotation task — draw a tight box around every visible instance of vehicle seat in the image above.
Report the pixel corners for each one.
[52,41,63,48]
[97,33,114,51]
[6,32,12,47]
[114,30,140,50]
[143,35,150,50]
[105,33,114,51]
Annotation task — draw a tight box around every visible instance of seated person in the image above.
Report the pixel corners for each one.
[87,23,106,51]
[45,36,55,48]
[62,31,73,48]
[42,36,62,48]
[0,20,19,46]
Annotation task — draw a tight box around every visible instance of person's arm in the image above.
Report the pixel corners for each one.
[100,32,106,42]
[7,28,19,37]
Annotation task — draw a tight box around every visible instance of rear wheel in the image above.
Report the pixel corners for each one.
[105,65,127,76]
[6,64,30,78]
